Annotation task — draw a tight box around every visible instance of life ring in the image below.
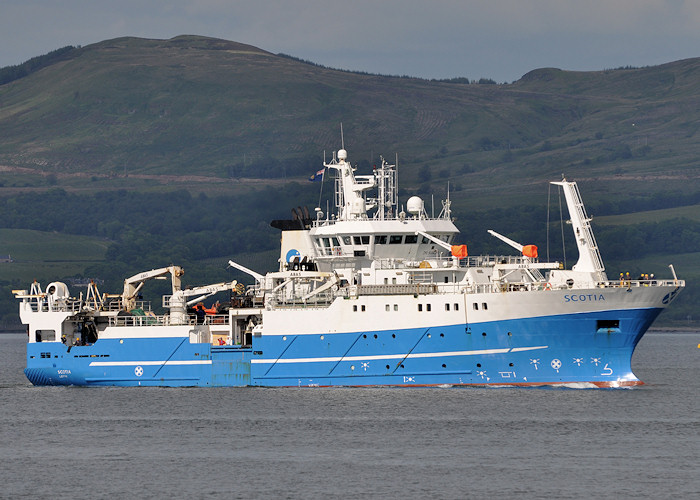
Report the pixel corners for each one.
[544,283,552,291]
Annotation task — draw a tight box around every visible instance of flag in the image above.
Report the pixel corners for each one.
[309,168,325,182]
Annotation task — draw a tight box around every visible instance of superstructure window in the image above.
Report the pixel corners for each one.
[390,235,403,244]
[342,236,351,245]
[405,235,418,244]
[376,235,387,244]
[473,303,479,311]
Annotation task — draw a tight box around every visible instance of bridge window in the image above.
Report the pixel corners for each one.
[342,236,351,245]
[353,236,370,245]
[390,235,403,244]
[405,235,418,244]
[376,235,387,244]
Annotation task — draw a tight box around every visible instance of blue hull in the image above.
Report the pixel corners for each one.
[25,307,661,388]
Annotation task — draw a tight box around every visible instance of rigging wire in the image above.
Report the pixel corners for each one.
[546,183,551,262]
[558,185,567,268]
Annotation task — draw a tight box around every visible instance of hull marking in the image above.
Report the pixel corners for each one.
[251,345,549,364]
[89,360,213,367]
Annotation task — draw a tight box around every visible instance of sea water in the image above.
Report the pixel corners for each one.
[0,332,698,499]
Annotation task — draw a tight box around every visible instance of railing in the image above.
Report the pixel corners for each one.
[107,313,231,328]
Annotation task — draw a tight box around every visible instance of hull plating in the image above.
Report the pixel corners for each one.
[25,307,660,388]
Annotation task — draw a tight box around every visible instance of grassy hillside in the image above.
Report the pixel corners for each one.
[0,35,698,328]
[0,36,698,203]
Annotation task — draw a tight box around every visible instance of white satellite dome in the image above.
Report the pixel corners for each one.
[406,196,424,215]
[337,149,347,160]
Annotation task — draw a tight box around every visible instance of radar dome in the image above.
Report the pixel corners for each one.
[406,196,424,215]
[338,149,347,160]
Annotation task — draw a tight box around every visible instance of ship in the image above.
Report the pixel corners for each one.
[13,146,685,387]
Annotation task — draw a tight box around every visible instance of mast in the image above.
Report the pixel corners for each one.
[552,179,606,281]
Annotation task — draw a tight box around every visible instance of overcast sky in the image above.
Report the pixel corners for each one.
[1,0,699,83]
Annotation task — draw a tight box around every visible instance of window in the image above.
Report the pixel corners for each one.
[390,235,403,244]
[392,277,397,284]
[421,236,430,244]
[384,278,388,284]
[454,303,459,311]
[445,303,450,311]
[353,305,357,312]
[322,237,331,248]
[427,304,432,312]
[376,235,387,244]
[473,303,479,311]
[35,329,56,342]
[386,304,390,312]
[342,236,351,245]
[332,237,341,246]
[418,304,423,312]
[482,303,488,310]
[353,236,362,245]
[361,305,366,312]
[405,234,418,244]
[394,304,398,311]
[361,236,369,245]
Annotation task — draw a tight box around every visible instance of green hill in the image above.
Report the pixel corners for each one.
[0,36,697,198]
[0,35,698,328]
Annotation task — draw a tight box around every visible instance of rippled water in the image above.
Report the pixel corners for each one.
[1,332,698,499]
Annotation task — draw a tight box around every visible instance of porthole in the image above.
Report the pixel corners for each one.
[442,364,447,368]
[440,333,444,338]
[363,334,367,339]
[477,363,482,367]
[507,331,512,337]
[320,335,324,340]
[509,363,514,367]
[373,334,378,339]
[482,332,487,337]
[282,336,287,341]
[427,333,432,338]
[392,334,396,338]
[386,364,390,369]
